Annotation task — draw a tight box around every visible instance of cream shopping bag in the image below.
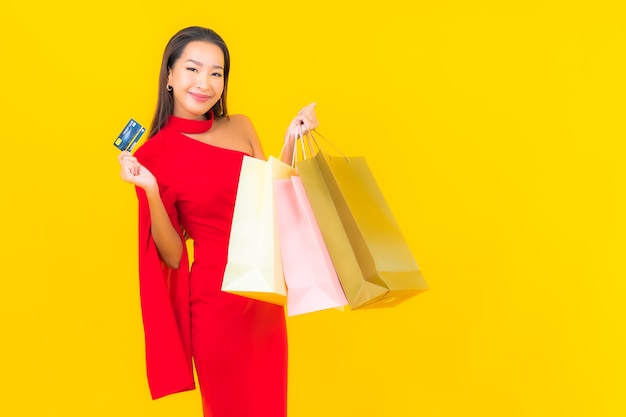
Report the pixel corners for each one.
[222,155,294,305]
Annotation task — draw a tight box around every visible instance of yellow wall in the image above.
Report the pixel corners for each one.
[1,1,624,416]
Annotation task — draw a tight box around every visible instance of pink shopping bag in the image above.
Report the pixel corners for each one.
[274,175,348,316]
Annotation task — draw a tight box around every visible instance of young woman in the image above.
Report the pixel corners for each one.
[118,26,318,417]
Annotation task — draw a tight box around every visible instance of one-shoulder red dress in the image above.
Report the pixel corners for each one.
[132,114,287,417]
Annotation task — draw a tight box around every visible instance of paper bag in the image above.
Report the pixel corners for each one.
[297,148,428,309]
[274,176,348,316]
[222,155,293,305]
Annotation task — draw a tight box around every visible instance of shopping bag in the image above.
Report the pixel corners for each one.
[296,132,428,309]
[221,155,294,305]
[274,175,348,316]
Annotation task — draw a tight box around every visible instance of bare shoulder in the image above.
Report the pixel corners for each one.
[211,114,263,156]
[225,114,255,130]
[219,114,259,139]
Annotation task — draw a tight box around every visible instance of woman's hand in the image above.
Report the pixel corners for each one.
[280,102,320,164]
[285,102,319,142]
[118,151,157,193]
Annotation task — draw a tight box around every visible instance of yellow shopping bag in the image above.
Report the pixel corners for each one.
[296,132,428,309]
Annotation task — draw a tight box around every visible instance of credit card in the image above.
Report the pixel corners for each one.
[113,118,146,151]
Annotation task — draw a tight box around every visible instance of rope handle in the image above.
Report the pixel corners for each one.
[279,124,349,167]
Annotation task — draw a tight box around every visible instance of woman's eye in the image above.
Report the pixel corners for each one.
[186,67,198,72]
[212,72,223,77]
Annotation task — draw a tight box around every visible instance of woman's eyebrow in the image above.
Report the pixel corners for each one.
[185,59,224,70]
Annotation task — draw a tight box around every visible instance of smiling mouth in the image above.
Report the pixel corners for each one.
[189,93,211,102]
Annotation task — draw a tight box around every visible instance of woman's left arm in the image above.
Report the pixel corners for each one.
[281,103,319,164]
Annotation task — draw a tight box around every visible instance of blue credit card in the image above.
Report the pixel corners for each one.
[113,118,146,151]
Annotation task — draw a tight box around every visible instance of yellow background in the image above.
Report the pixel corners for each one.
[1,0,624,416]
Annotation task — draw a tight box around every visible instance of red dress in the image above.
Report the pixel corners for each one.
[133,114,288,417]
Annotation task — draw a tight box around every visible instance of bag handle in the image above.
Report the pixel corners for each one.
[279,124,350,167]
[303,128,350,161]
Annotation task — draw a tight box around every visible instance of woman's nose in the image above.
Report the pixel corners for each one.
[195,74,210,90]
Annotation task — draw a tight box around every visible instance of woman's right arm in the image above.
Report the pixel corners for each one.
[118,151,183,269]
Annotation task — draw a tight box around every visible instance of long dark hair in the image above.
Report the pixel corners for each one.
[148,26,231,138]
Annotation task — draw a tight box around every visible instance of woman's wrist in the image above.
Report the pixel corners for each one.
[143,183,160,200]
[284,132,296,144]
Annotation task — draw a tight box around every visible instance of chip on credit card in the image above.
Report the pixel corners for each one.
[113,118,146,151]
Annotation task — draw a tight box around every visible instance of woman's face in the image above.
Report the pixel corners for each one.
[168,40,225,120]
